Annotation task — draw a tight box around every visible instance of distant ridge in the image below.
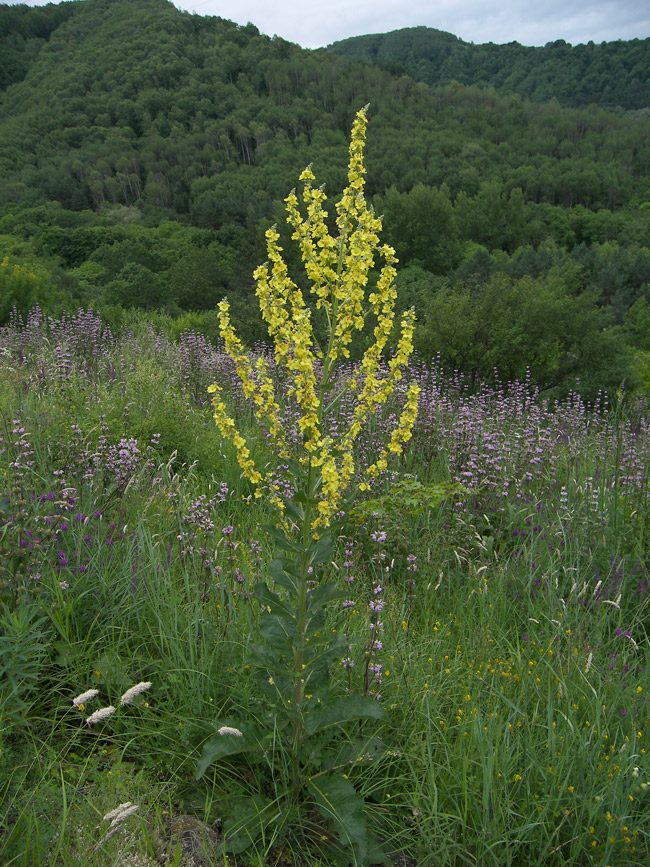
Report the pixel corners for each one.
[327,26,650,110]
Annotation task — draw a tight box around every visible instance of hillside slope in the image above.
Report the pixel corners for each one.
[327,26,650,110]
[1,0,648,218]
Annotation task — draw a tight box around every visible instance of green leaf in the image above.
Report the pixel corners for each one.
[195,723,267,780]
[261,524,303,554]
[278,495,304,522]
[308,774,370,864]
[321,735,387,772]
[269,558,299,593]
[304,694,384,736]
[259,613,299,648]
[222,795,280,854]
[309,533,334,565]
[292,490,318,506]
[306,582,347,614]
[253,583,297,621]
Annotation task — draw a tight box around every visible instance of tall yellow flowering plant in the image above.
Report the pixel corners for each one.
[198,107,419,865]
[207,105,419,530]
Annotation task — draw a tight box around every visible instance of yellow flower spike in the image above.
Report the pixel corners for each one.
[215,301,289,458]
[209,106,418,531]
[208,383,261,485]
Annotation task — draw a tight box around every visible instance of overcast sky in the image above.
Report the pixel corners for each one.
[7,0,650,49]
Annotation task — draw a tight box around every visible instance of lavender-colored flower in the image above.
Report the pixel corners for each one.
[342,600,355,609]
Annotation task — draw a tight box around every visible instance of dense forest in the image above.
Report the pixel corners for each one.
[327,27,650,111]
[1,0,650,398]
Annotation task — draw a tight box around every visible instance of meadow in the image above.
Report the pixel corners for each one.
[0,302,648,866]
[1,107,650,867]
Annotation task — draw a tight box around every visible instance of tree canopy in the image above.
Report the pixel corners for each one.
[1,0,649,399]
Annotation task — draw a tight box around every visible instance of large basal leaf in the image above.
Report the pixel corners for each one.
[321,735,387,772]
[222,794,280,854]
[195,722,267,780]
[308,774,371,865]
[304,693,384,736]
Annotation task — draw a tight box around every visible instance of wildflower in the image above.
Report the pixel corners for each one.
[86,705,116,725]
[218,725,243,737]
[119,681,152,706]
[207,106,419,531]
[72,688,99,708]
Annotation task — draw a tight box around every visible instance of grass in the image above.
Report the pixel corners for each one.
[0,308,649,866]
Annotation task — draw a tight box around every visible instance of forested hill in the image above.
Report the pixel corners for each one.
[0,0,77,89]
[2,0,648,216]
[327,27,650,111]
[1,0,650,399]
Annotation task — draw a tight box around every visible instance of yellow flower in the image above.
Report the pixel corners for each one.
[208,106,419,531]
